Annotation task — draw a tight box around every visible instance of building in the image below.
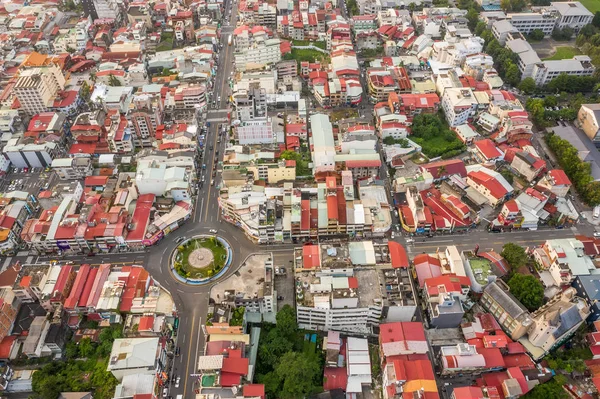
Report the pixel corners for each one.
[492,20,520,45]
[531,238,597,286]
[510,151,545,182]
[538,169,571,197]
[482,281,590,360]
[14,65,66,116]
[107,337,165,381]
[234,38,282,71]
[51,158,93,180]
[423,274,470,328]
[236,119,274,145]
[81,0,120,20]
[295,242,416,333]
[310,114,336,174]
[442,88,479,127]
[234,87,267,121]
[577,103,600,145]
[508,12,557,35]
[551,1,593,32]
[532,56,595,86]
[3,142,59,168]
[480,280,533,341]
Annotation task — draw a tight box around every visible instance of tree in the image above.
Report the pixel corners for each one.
[108,74,122,87]
[518,77,537,94]
[475,21,486,36]
[523,376,568,399]
[466,8,479,31]
[230,306,245,326]
[508,274,544,311]
[276,304,297,338]
[89,71,96,83]
[501,243,528,270]
[528,29,545,41]
[383,136,396,145]
[504,63,521,86]
[580,24,597,38]
[80,81,91,102]
[258,328,294,368]
[594,12,600,28]
[78,337,95,358]
[275,352,322,399]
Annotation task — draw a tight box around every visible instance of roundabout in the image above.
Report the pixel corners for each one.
[170,235,233,285]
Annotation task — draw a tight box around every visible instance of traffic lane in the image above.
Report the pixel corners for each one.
[409,228,577,252]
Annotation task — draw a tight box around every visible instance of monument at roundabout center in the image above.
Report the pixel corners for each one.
[171,235,232,284]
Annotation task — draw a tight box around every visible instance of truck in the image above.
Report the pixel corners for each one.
[228,34,232,46]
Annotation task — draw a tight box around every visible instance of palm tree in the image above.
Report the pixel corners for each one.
[108,74,122,87]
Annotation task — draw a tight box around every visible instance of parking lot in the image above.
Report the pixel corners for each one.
[273,251,295,311]
[0,167,57,195]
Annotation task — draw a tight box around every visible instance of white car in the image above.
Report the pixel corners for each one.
[209,229,218,234]
[175,377,180,388]
[594,232,600,238]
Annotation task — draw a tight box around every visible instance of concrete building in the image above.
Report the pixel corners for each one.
[441,88,479,127]
[234,87,267,121]
[310,114,336,174]
[532,56,595,86]
[492,20,520,45]
[508,12,557,35]
[423,274,470,328]
[236,119,274,145]
[551,1,593,32]
[234,38,282,71]
[578,103,600,145]
[294,241,416,334]
[51,158,93,180]
[14,65,66,116]
[135,160,192,200]
[107,338,164,381]
[3,142,59,168]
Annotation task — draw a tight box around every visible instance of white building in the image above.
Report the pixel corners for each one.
[508,12,557,35]
[532,56,595,86]
[135,160,192,200]
[107,338,164,381]
[51,157,93,180]
[551,1,593,32]
[234,38,282,71]
[441,88,479,127]
[310,114,336,174]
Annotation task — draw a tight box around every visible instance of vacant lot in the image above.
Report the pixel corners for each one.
[543,46,582,60]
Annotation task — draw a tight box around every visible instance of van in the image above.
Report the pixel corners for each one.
[594,206,600,219]
[177,395,183,399]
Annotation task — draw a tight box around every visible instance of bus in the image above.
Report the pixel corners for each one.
[228,34,232,46]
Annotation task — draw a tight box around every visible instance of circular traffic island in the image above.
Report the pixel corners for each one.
[172,236,229,280]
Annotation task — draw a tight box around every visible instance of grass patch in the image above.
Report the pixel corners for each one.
[580,0,600,13]
[292,39,326,50]
[156,39,173,52]
[174,237,227,279]
[543,46,582,60]
[284,48,329,64]
[330,108,359,122]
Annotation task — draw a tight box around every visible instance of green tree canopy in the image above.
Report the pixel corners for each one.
[276,304,298,338]
[258,328,294,368]
[275,352,322,399]
[529,29,545,41]
[593,12,600,28]
[508,274,545,311]
[501,243,528,270]
[523,376,568,399]
[518,77,537,94]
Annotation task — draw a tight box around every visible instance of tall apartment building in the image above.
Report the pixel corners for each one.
[14,65,66,116]
[234,87,267,121]
[294,242,416,334]
[81,0,121,20]
[127,91,163,148]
